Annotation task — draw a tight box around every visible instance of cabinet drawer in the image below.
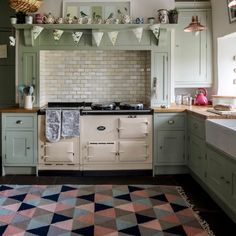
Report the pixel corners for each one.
[188,115,205,139]
[155,113,185,130]
[4,115,35,129]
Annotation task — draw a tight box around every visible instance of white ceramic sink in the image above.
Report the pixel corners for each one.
[206,119,236,158]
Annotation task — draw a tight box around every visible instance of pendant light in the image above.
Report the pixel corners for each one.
[228,0,236,9]
[184,0,206,32]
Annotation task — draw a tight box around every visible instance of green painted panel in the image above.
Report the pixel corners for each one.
[207,146,226,201]
[22,52,38,106]
[5,131,34,165]
[189,134,206,180]
[152,52,168,106]
[157,130,185,165]
[229,162,236,213]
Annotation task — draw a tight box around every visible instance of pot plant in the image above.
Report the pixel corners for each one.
[168,8,178,24]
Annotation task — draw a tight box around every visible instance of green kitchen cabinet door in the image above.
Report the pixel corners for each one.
[4,131,34,165]
[207,146,226,202]
[188,134,206,180]
[22,52,38,106]
[174,9,212,88]
[151,52,169,106]
[226,160,236,214]
[157,130,185,165]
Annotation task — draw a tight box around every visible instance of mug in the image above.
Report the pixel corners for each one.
[25,15,33,24]
[35,13,44,24]
[24,95,35,109]
[10,17,17,24]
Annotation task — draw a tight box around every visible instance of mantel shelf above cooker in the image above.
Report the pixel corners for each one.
[13,23,176,47]
[13,23,176,31]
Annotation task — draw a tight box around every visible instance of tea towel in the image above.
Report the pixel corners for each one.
[61,110,80,137]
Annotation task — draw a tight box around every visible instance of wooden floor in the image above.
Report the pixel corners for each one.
[0,174,235,235]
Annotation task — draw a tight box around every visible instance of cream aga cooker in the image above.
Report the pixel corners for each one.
[37,102,153,174]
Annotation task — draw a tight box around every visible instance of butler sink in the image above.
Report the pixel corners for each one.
[206,119,236,158]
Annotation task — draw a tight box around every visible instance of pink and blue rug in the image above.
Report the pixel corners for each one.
[0,184,213,235]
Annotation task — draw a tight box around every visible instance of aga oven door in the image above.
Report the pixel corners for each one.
[119,141,149,162]
[85,142,117,163]
[118,117,148,138]
[43,138,78,164]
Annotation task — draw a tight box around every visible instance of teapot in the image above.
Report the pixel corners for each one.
[43,12,55,24]
[195,88,208,105]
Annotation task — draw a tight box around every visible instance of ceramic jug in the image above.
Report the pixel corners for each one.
[157,9,169,24]
[24,95,35,109]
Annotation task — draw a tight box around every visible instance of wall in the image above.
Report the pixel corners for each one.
[0,1,15,106]
[210,0,236,95]
[40,50,151,106]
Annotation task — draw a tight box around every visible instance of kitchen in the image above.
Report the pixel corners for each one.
[0,0,236,235]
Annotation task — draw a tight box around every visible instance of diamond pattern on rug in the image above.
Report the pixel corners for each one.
[0,184,212,235]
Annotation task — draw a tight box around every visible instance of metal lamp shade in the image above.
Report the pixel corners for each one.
[184,16,206,32]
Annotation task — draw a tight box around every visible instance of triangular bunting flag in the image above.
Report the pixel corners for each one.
[107,31,118,46]
[72,32,83,44]
[9,36,16,46]
[32,26,44,40]
[92,31,104,47]
[132,27,143,43]
[149,24,161,40]
[53,29,64,41]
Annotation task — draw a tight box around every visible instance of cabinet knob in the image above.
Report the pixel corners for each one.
[193,123,198,129]
[26,147,30,150]
[160,146,163,150]
[226,180,230,184]
[168,120,175,124]
[220,176,225,180]
[16,120,23,125]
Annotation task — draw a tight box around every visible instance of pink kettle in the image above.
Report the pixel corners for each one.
[195,88,208,105]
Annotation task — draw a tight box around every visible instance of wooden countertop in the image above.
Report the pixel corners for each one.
[0,106,39,113]
[152,104,233,119]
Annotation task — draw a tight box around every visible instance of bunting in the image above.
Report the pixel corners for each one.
[53,29,64,41]
[32,25,44,40]
[132,27,143,43]
[92,31,104,47]
[149,24,161,41]
[107,31,119,46]
[72,32,83,44]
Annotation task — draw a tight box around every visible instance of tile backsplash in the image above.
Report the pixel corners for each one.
[40,50,151,106]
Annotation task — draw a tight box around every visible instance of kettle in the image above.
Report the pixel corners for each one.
[195,88,208,105]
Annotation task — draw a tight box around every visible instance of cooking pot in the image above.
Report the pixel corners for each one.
[195,88,208,105]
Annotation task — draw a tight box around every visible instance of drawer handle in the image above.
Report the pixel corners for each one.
[168,120,175,124]
[16,120,23,125]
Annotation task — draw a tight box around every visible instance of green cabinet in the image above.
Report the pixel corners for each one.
[188,114,207,181]
[174,8,212,88]
[154,113,186,174]
[2,113,37,175]
[207,145,236,215]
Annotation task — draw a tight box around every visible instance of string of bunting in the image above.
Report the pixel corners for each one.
[31,24,161,46]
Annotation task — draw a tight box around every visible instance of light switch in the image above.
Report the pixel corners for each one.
[0,44,7,58]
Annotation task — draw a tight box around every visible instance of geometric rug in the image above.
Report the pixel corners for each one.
[0,185,213,236]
